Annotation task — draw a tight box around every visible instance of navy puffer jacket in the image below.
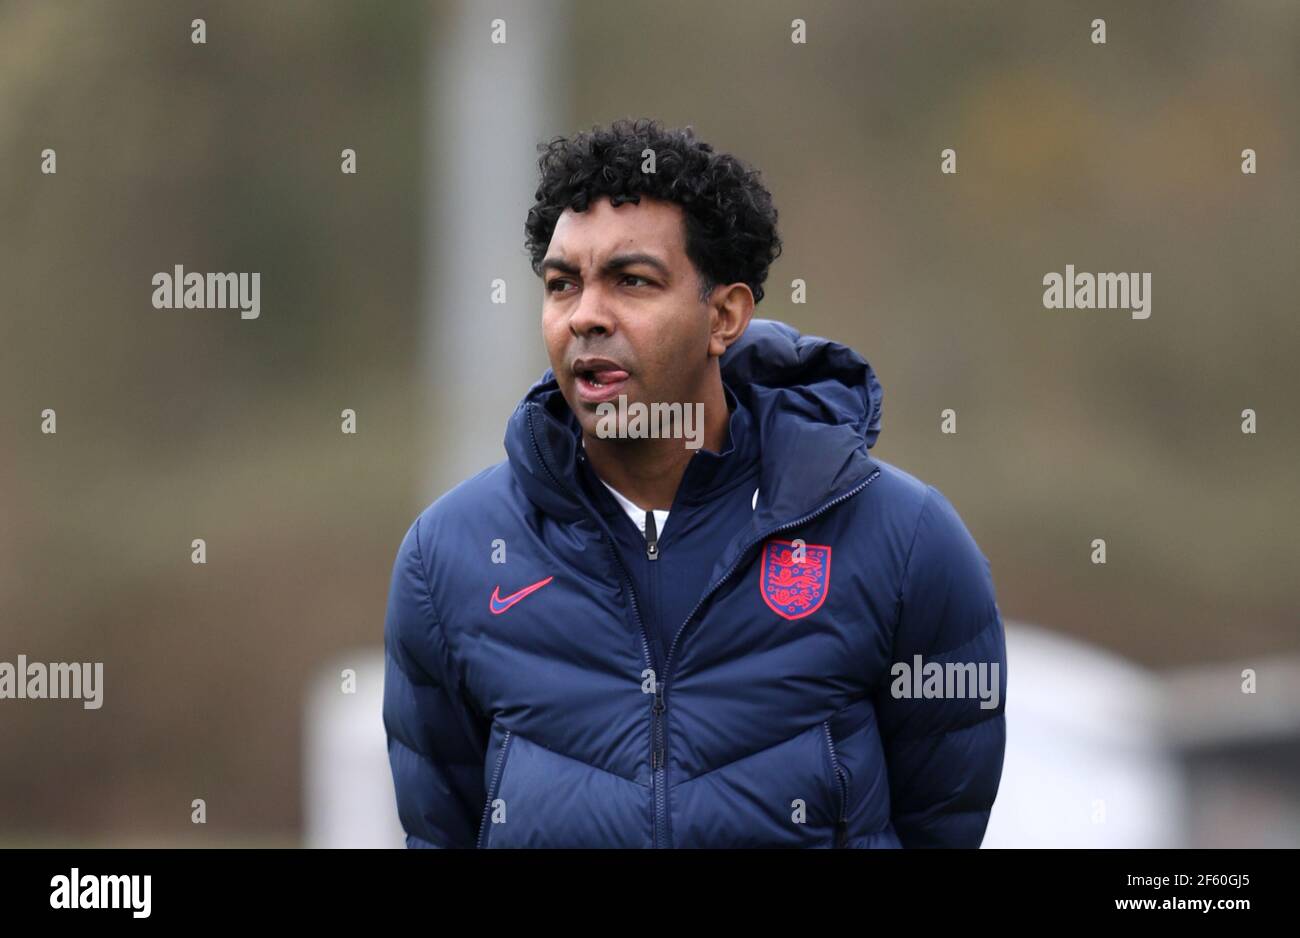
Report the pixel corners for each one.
[383,319,1007,848]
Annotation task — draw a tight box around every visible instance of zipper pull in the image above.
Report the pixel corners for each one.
[653,680,665,714]
[644,509,659,561]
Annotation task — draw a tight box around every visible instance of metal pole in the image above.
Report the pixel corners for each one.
[420,0,573,497]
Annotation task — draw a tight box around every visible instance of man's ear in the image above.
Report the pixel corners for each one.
[707,283,755,358]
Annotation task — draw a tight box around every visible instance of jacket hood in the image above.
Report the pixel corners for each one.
[504,318,883,527]
[719,318,883,451]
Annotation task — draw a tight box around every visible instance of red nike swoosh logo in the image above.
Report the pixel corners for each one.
[489,576,554,615]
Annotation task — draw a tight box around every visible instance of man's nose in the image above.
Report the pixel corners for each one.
[568,283,617,338]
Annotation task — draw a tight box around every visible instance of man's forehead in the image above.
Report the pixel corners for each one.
[546,197,684,264]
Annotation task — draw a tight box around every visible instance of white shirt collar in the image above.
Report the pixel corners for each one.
[598,477,670,538]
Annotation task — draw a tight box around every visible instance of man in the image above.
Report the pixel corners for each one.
[383,118,1006,848]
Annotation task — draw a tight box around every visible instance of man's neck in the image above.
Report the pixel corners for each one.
[581,380,729,511]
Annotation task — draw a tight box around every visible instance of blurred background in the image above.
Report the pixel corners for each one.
[1,0,1296,847]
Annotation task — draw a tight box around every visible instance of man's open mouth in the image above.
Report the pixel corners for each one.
[573,358,631,402]
[578,368,628,388]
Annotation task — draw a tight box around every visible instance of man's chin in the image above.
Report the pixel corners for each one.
[569,392,645,443]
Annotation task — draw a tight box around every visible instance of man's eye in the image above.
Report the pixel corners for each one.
[546,280,572,294]
[622,275,651,287]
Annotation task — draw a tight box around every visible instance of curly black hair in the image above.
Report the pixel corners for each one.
[525,118,782,305]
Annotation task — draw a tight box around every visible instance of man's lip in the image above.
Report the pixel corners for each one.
[573,367,630,404]
[571,356,628,375]
[570,356,631,404]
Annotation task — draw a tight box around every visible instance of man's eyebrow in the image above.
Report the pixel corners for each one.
[540,252,670,278]
[540,256,579,276]
[603,252,670,277]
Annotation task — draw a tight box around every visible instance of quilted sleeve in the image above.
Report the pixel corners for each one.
[872,484,1007,848]
[382,515,489,848]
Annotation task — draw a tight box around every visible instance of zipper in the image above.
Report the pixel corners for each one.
[645,509,666,801]
[822,720,849,848]
[652,680,666,769]
[527,409,661,843]
[476,728,513,848]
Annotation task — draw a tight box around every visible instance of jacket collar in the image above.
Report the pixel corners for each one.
[574,381,761,521]
[504,319,883,535]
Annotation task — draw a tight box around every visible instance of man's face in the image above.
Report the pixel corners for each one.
[540,195,715,436]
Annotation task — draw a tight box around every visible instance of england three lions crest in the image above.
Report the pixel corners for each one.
[760,539,832,620]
